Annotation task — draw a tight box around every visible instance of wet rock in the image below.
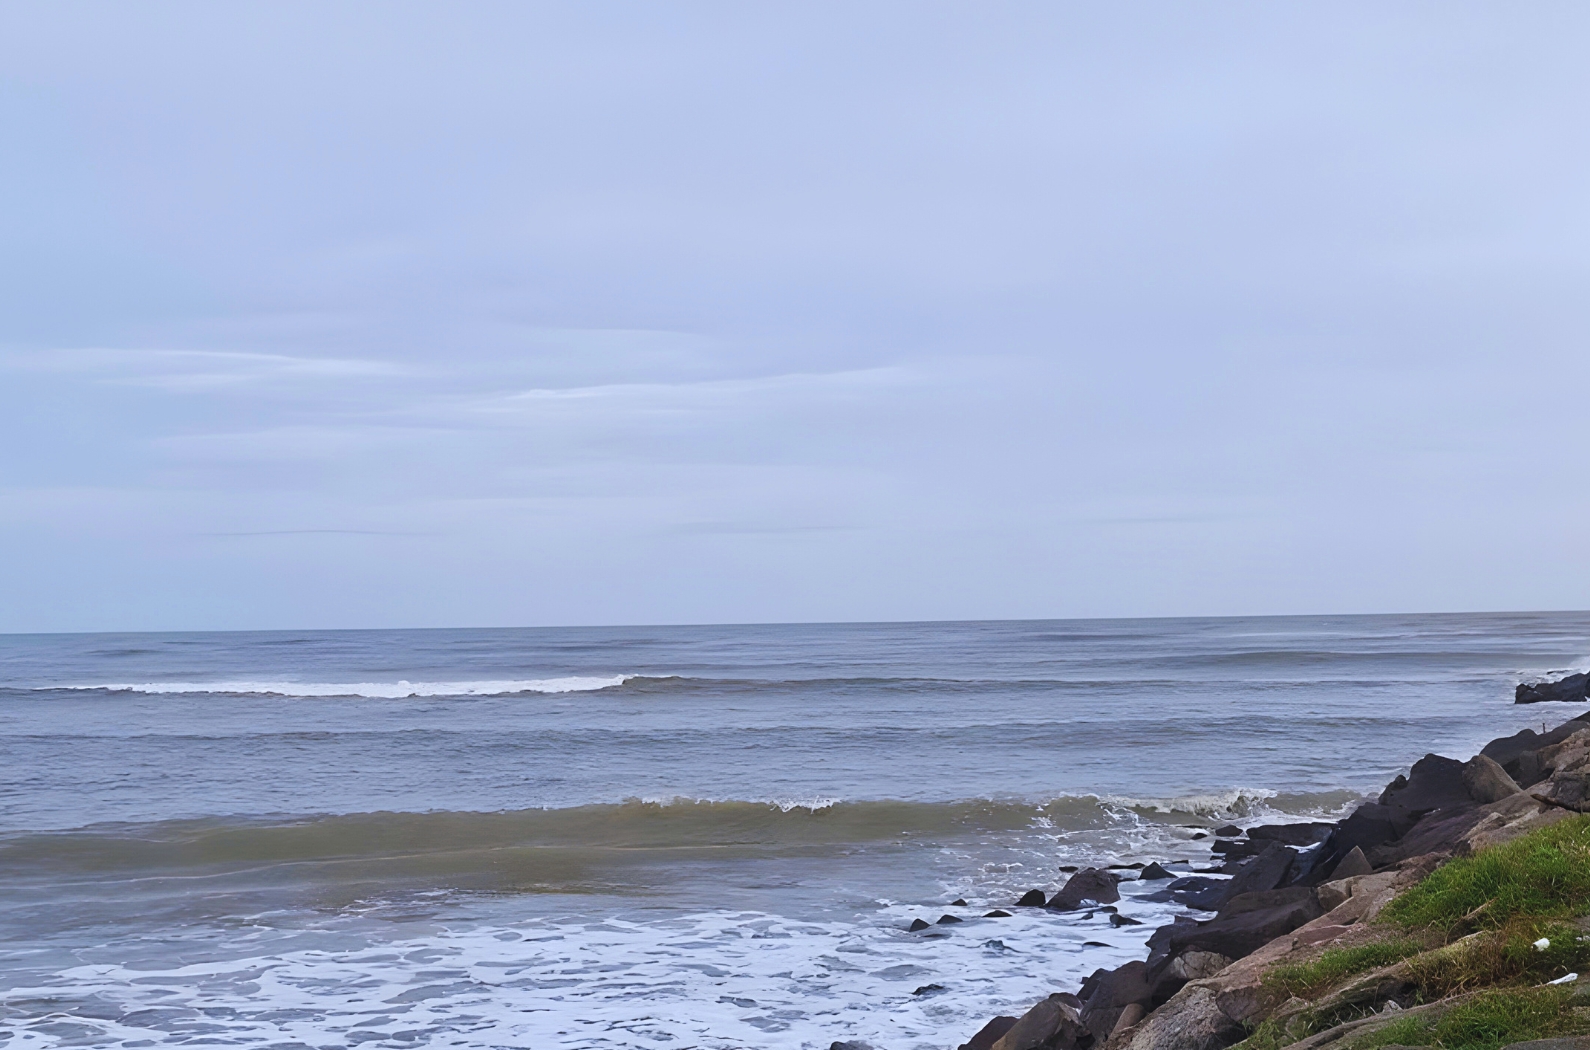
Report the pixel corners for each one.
[1140,862,1175,880]
[909,918,931,932]
[1016,889,1048,907]
[1210,840,1263,859]
[830,1042,874,1050]
[952,898,968,906]
[914,983,946,995]
[1214,824,1242,837]
[1461,754,1523,804]
[1079,961,1153,1042]
[1248,822,1335,846]
[985,909,1013,917]
[938,914,964,924]
[1111,913,1145,926]
[1060,865,1080,872]
[1220,844,1295,899]
[960,1016,1018,1050]
[1049,867,1122,910]
[990,995,1082,1050]
[1516,673,1589,704]
[1191,832,1207,840]
[1147,887,1323,965]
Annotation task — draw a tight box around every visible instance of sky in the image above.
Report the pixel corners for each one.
[2,2,1588,633]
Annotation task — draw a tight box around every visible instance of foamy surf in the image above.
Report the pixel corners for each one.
[1,891,1189,1050]
[50,675,635,698]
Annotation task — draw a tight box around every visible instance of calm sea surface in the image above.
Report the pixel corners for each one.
[0,613,1585,1048]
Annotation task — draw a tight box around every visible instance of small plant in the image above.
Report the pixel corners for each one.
[1404,919,1590,998]
[1264,940,1425,998]
[1382,816,1590,933]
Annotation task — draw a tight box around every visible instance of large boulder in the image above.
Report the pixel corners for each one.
[1379,754,1469,821]
[1079,962,1154,1042]
[1148,887,1323,965]
[961,1016,1019,1050]
[1461,754,1523,804]
[1481,718,1590,786]
[991,995,1083,1050]
[1516,673,1589,704]
[1220,844,1296,900]
[1119,984,1243,1050]
[1049,868,1121,910]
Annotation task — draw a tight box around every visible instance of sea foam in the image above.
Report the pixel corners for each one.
[52,675,634,698]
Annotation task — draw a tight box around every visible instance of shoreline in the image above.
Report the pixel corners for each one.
[942,707,1590,1050]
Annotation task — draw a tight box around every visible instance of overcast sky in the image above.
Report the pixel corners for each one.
[2,3,1588,633]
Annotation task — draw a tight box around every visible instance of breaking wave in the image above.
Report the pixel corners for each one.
[49,675,636,698]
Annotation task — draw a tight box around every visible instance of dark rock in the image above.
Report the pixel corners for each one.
[914,983,946,995]
[959,1016,1018,1050]
[1461,754,1524,804]
[1107,863,1145,869]
[1483,718,1590,764]
[1160,875,1230,910]
[1016,889,1048,907]
[989,994,1082,1050]
[1326,845,1373,880]
[937,914,964,924]
[1149,886,1323,965]
[1496,1039,1590,1050]
[1140,862,1175,880]
[1078,961,1153,1042]
[951,898,968,906]
[830,1042,874,1050]
[1247,822,1335,845]
[1110,913,1144,926]
[1334,802,1410,858]
[1220,843,1295,899]
[1210,839,1263,858]
[1214,824,1242,837]
[1059,865,1080,872]
[1082,940,1110,947]
[1380,753,1472,821]
[1516,673,1589,704]
[1048,867,1122,910]
[1369,802,1485,868]
[909,918,931,932]
[1532,772,1590,812]
[984,909,1012,917]
[1191,832,1207,839]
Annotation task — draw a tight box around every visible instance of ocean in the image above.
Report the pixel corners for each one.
[0,612,1586,1049]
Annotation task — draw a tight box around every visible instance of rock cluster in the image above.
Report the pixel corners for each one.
[952,710,1590,1050]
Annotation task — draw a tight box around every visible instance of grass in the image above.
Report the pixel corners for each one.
[1404,919,1590,998]
[1264,940,1426,998]
[1381,815,1590,933]
[1351,987,1583,1050]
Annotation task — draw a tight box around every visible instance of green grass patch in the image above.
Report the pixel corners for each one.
[1405,920,1590,998]
[1264,940,1426,998]
[1351,987,1582,1050]
[1231,1017,1292,1050]
[1382,815,1590,933]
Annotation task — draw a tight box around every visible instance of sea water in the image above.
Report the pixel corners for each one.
[0,613,1585,1049]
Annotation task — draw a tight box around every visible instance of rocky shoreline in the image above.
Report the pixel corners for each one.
[939,705,1590,1050]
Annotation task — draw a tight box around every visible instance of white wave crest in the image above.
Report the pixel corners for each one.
[54,676,634,698]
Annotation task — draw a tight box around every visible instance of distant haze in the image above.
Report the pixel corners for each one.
[2,3,1587,632]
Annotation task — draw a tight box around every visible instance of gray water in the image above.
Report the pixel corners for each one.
[0,613,1585,1049]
